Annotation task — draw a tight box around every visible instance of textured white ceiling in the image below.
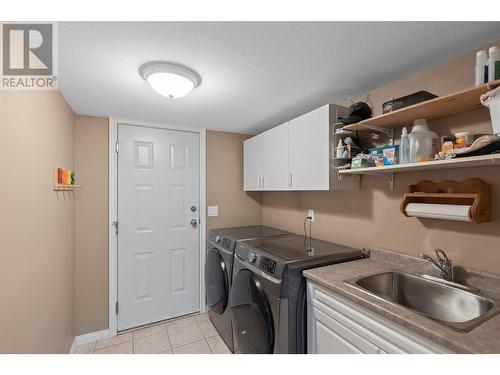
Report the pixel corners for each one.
[58,22,500,134]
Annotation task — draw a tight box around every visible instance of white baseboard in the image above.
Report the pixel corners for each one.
[73,329,112,349]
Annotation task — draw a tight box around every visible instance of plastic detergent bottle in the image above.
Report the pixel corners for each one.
[336,139,343,159]
[399,127,410,164]
[409,119,437,163]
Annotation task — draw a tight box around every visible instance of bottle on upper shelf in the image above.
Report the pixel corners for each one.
[475,50,488,85]
[487,46,500,83]
[399,127,410,164]
[336,139,343,159]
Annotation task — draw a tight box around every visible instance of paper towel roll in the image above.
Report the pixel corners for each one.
[405,203,472,222]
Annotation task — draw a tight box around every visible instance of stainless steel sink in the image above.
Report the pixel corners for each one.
[345,271,499,332]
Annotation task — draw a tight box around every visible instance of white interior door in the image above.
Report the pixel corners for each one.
[117,124,200,331]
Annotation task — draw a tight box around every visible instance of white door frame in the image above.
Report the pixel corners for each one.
[108,117,207,337]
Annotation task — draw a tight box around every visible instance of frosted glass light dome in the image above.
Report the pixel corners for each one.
[139,61,201,98]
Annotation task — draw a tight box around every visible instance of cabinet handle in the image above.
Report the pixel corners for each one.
[289,173,293,188]
[262,176,264,189]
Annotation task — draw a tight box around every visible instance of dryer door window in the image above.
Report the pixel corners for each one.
[205,247,229,314]
[231,269,274,353]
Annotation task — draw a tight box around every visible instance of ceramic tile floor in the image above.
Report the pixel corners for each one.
[74,313,232,354]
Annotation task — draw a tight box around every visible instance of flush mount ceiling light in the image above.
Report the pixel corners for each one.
[139,61,201,98]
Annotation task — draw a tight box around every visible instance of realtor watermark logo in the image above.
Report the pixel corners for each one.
[0,22,58,90]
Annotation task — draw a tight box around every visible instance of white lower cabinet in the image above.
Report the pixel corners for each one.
[307,281,451,354]
[311,306,379,353]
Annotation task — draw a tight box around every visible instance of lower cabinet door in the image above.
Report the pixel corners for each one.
[309,305,379,354]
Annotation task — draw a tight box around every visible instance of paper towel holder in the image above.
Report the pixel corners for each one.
[400,178,491,223]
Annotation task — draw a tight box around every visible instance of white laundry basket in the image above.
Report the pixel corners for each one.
[481,86,500,135]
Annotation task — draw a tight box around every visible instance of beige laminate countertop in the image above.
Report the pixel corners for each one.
[303,247,500,353]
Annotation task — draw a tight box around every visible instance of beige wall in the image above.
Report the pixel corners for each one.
[74,115,109,336]
[0,90,75,353]
[207,130,262,231]
[262,42,500,274]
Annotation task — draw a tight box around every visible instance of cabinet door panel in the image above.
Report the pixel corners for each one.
[243,135,262,191]
[262,123,289,190]
[309,305,379,354]
[289,105,329,190]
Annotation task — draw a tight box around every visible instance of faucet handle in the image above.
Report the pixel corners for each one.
[434,248,449,265]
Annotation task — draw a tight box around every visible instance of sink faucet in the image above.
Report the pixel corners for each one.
[419,248,452,281]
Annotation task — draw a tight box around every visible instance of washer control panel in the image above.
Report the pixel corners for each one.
[247,251,277,274]
[212,234,233,250]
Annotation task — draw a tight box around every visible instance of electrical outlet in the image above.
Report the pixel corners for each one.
[308,209,315,222]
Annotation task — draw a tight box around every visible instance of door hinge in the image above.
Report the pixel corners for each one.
[115,141,119,153]
[115,301,119,315]
[112,220,118,235]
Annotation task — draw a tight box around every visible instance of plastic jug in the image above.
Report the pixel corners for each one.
[409,119,437,163]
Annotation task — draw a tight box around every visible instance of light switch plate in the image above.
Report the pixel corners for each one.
[208,206,219,217]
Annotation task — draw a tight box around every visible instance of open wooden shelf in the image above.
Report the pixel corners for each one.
[52,167,82,192]
[53,184,82,191]
[343,80,500,131]
[338,154,500,175]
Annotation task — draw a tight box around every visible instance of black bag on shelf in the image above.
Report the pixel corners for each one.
[382,91,438,114]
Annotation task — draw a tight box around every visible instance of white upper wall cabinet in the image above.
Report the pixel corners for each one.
[244,104,358,191]
[288,105,330,190]
[243,133,263,191]
[262,123,290,190]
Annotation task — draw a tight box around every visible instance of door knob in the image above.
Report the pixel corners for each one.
[190,219,198,228]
